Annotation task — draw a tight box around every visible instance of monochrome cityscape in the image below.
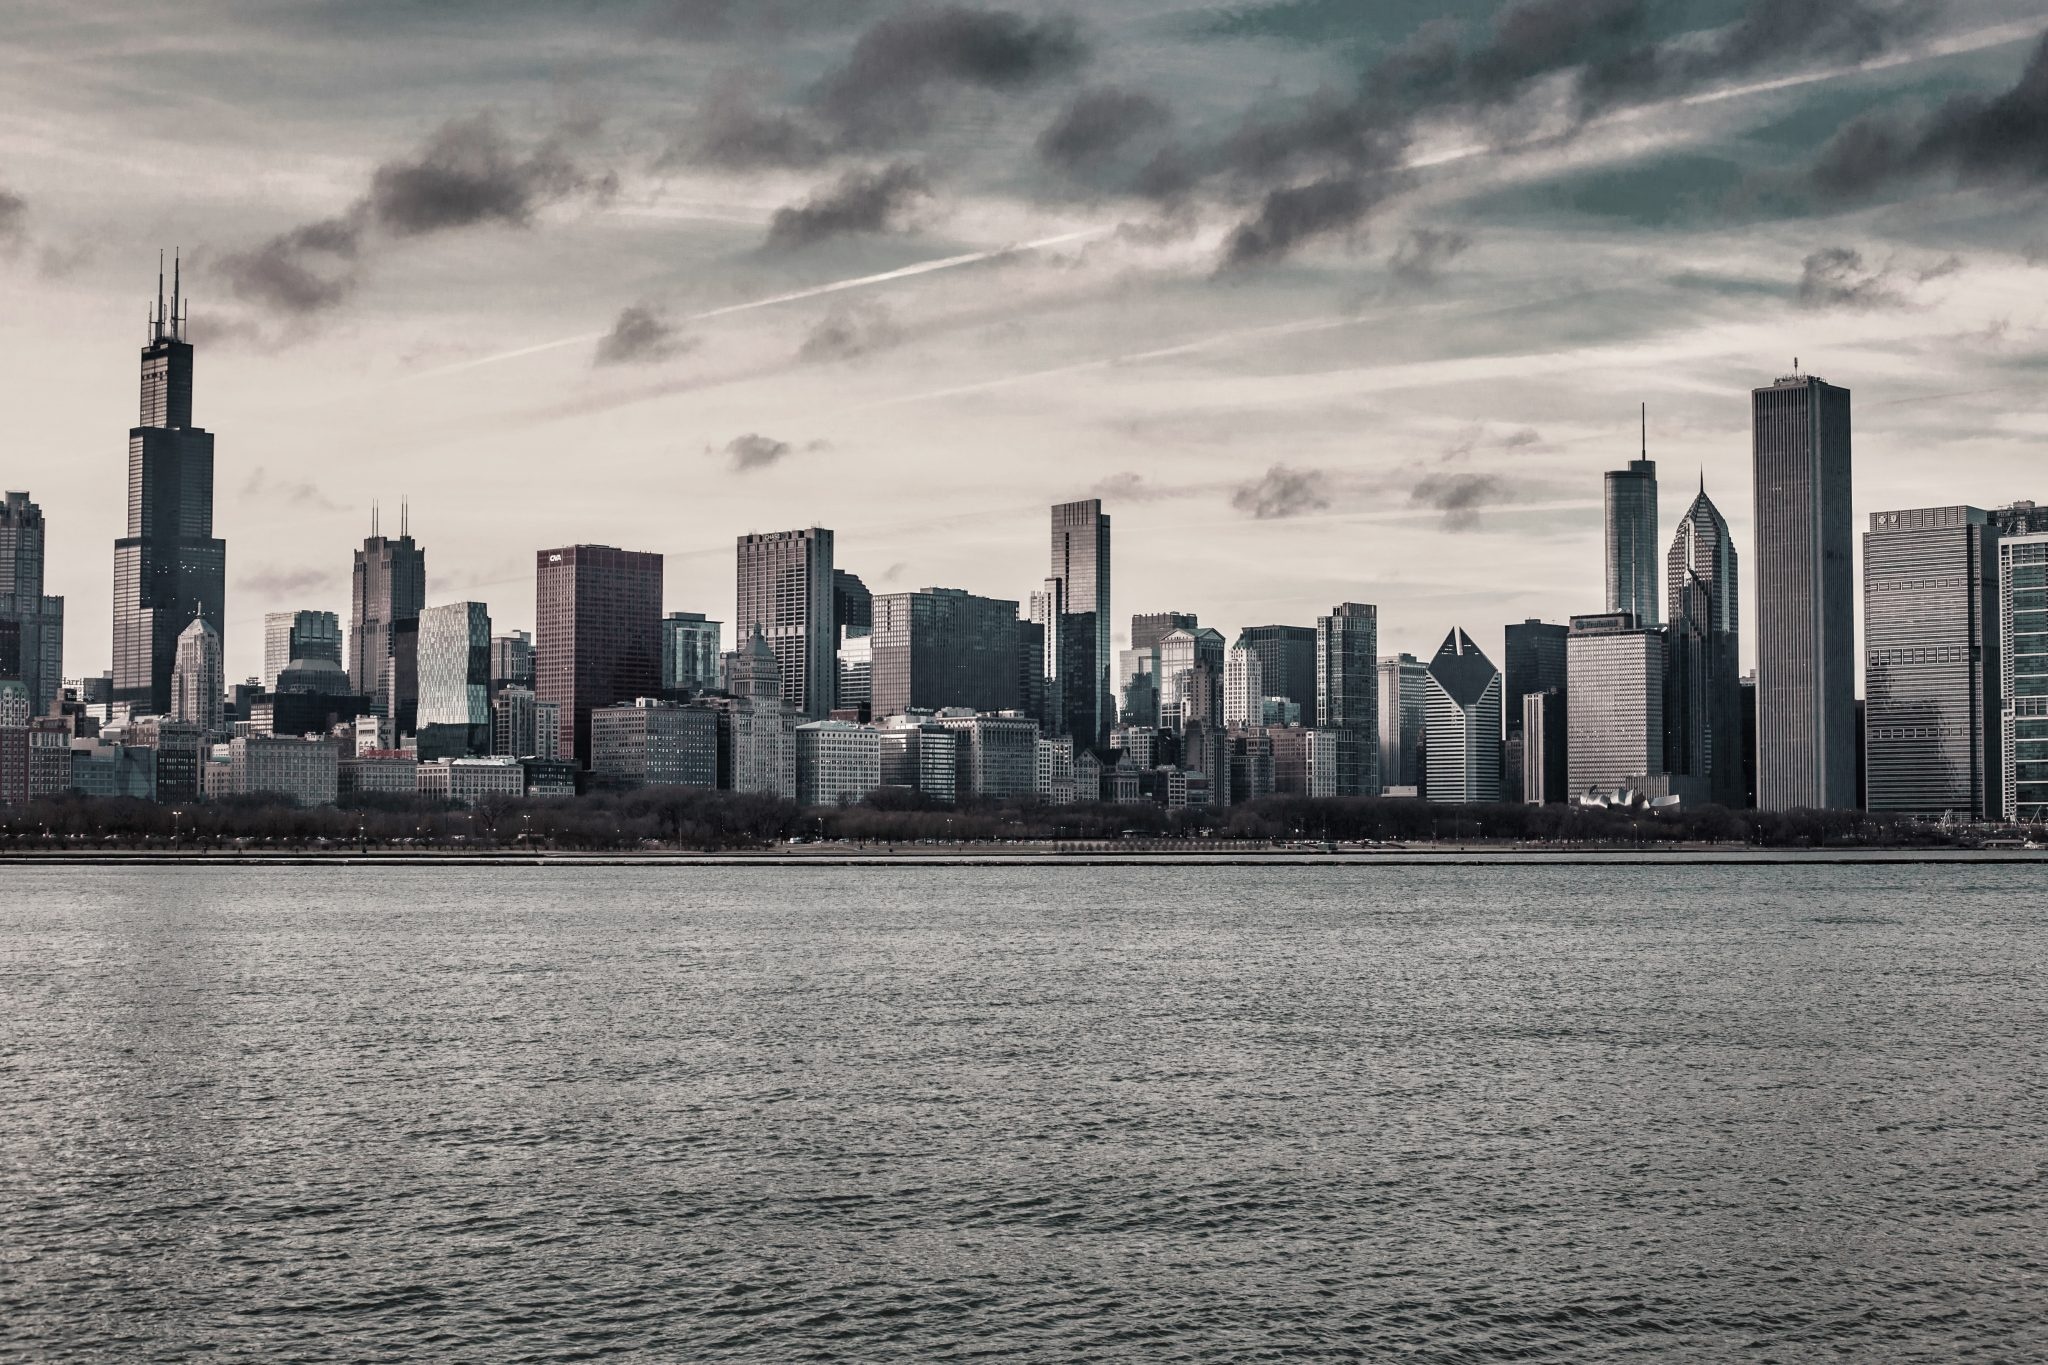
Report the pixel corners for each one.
[2,265,2045,827]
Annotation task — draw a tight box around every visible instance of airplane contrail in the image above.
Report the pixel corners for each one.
[408,227,1111,380]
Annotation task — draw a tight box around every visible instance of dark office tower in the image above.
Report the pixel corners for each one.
[736,527,834,720]
[833,570,872,637]
[1050,499,1111,753]
[112,261,225,716]
[1315,603,1379,796]
[869,588,1022,719]
[0,491,63,717]
[1753,369,1856,811]
[349,504,427,703]
[1131,612,1198,654]
[1862,507,2000,819]
[1503,620,1568,736]
[1992,501,2048,536]
[491,630,534,692]
[1666,482,1744,806]
[1605,408,1660,628]
[1238,624,1319,716]
[535,545,664,766]
[1016,617,1047,726]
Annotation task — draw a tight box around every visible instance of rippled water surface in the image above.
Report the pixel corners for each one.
[3,862,2046,1361]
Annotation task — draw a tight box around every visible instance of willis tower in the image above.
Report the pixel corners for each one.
[113,257,225,716]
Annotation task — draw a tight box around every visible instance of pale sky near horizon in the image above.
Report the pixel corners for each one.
[4,0,2046,683]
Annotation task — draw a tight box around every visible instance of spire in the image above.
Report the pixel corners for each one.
[400,496,409,539]
[171,250,182,341]
[1640,401,1646,459]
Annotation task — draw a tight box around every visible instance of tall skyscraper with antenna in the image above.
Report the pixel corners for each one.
[349,498,427,729]
[112,255,226,717]
[1603,405,1660,627]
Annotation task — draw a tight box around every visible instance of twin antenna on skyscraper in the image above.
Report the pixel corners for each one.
[149,249,187,343]
[369,498,410,539]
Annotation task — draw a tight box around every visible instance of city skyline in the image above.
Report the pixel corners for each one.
[4,3,2045,686]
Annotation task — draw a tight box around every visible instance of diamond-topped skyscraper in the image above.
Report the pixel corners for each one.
[112,257,226,717]
[1666,479,1742,806]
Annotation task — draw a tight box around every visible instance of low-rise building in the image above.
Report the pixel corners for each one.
[70,744,157,800]
[230,735,340,806]
[417,757,525,805]
[340,753,419,797]
[878,716,958,805]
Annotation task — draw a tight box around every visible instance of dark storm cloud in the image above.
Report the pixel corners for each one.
[214,113,614,318]
[368,113,613,236]
[0,186,26,249]
[1230,464,1332,519]
[798,300,902,362]
[216,215,363,315]
[1793,246,1963,310]
[1037,87,1170,171]
[1811,30,2048,198]
[724,432,793,471]
[1222,175,1398,268]
[815,4,1087,144]
[669,78,833,170]
[1389,227,1473,287]
[594,304,690,365]
[765,161,929,250]
[1410,472,1503,531]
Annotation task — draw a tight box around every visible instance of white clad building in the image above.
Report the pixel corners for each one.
[796,720,882,807]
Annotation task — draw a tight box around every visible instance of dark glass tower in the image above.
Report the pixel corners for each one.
[1753,370,1856,811]
[1049,499,1111,754]
[349,503,427,727]
[536,544,664,765]
[113,259,225,717]
[1604,407,1660,628]
[1666,481,1743,806]
[1315,603,1379,796]
[0,491,63,718]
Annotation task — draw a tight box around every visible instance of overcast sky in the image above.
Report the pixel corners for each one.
[5,0,2046,682]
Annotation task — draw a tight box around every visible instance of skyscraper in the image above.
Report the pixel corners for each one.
[263,610,343,692]
[1566,612,1665,795]
[1237,624,1318,718]
[1049,499,1111,753]
[1862,507,1999,819]
[349,507,427,708]
[661,612,723,696]
[113,260,225,717]
[736,527,835,719]
[1316,603,1379,796]
[170,618,223,733]
[1424,629,1501,804]
[1223,638,1263,727]
[1503,620,1568,735]
[0,491,63,718]
[1158,626,1224,730]
[2000,532,2048,822]
[869,588,1022,719]
[1666,482,1743,806]
[536,544,664,765]
[1753,370,1856,811]
[1376,653,1428,793]
[417,601,494,753]
[491,630,534,692]
[1604,408,1659,627]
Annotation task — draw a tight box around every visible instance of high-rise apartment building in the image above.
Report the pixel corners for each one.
[661,612,722,696]
[736,527,835,719]
[1423,629,1501,804]
[263,610,342,692]
[1316,603,1379,796]
[536,544,663,766]
[1998,532,2048,822]
[1862,506,2000,819]
[1604,411,1659,627]
[113,263,225,717]
[1567,612,1666,795]
[1753,370,1856,811]
[349,511,426,708]
[1522,690,1567,804]
[1666,483,1743,807]
[869,588,1021,720]
[1376,653,1428,793]
[417,602,493,752]
[1049,499,1111,753]
[1223,640,1263,727]
[0,491,63,719]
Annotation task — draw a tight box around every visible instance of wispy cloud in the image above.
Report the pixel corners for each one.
[1230,464,1331,518]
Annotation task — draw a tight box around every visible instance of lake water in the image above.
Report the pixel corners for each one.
[3,863,2044,1361]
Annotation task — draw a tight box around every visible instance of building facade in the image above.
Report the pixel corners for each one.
[1223,642,1263,728]
[170,618,223,733]
[869,588,1021,721]
[535,544,664,766]
[1567,613,1666,795]
[661,612,723,696]
[348,519,426,705]
[1376,653,1428,794]
[1048,500,1112,753]
[797,720,882,807]
[1863,506,2000,819]
[2000,532,2048,822]
[1666,484,1743,806]
[931,710,1039,799]
[113,268,225,717]
[1316,603,1379,797]
[263,609,342,692]
[417,601,493,752]
[1236,624,1318,718]
[229,735,340,806]
[1753,371,1857,811]
[1423,628,1501,804]
[590,699,718,790]
[1522,690,1567,804]
[736,527,835,720]
[1,490,64,718]
[1605,424,1659,626]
